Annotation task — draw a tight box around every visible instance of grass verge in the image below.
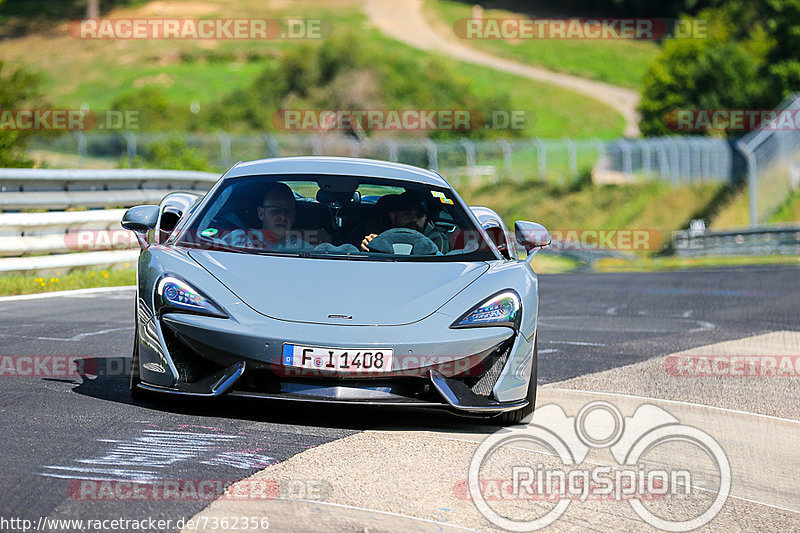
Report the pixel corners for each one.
[0,0,624,140]
[594,254,800,272]
[0,267,135,296]
[425,0,659,90]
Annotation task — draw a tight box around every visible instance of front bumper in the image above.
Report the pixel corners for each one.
[138,361,528,413]
[136,306,534,414]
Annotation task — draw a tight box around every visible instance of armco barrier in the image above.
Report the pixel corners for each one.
[672,225,800,256]
[0,169,218,272]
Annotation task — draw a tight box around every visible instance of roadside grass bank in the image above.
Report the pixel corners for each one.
[424,0,659,90]
[594,254,800,272]
[0,267,135,296]
[457,179,725,255]
[0,0,624,144]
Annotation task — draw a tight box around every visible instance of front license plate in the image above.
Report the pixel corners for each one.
[283,344,393,373]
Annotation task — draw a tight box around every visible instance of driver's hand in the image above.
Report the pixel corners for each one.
[361,234,378,251]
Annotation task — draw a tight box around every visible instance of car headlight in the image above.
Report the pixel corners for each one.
[156,276,227,317]
[451,290,521,330]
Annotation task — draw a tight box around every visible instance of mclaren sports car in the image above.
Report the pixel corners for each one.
[121,156,550,424]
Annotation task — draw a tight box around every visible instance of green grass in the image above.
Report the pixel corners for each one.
[425,0,659,90]
[529,253,580,273]
[457,179,724,255]
[0,267,135,296]
[594,254,800,272]
[0,0,624,139]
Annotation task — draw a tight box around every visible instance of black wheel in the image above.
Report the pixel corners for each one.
[491,338,538,426]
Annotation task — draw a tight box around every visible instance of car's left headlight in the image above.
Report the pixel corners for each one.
[156,276,227,317]
[451,290,520,330]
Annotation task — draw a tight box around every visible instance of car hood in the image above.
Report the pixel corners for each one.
[188,250,489,326]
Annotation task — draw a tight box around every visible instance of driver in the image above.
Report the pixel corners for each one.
[360,191,449,253]
[223,182,311,251]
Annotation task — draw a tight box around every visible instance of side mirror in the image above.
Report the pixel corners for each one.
[121,205,159,249]
[514,221,550,258]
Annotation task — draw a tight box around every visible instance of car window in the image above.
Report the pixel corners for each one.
[178,174,496,262]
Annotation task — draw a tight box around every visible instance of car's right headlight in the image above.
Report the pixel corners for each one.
[156,276,227,317]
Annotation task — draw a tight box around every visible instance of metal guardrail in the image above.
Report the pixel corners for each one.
[672,225,800,257]
[0,169,218,272]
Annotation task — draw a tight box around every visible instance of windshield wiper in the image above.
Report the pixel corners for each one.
[298,251,397,261]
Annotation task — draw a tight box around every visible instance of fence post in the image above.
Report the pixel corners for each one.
[73,132,87,169]
[310,135,322,156]
[263,133,279,157]
[642,139,652,177]
[348,137,361,157]
[737,140,758,227]
[533,138,546,180]
[460,139,476,167]
[498,138,512,179]
[218,133,231,168]
[423,139,438,171]
[386,138,398,162]
[124,132,137,160]
[620,140,632,176]
[563,138,577,178]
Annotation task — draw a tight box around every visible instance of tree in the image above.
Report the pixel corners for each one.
[0,61,44,167]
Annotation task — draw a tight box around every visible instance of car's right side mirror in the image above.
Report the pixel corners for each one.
[121,204,159,249]
[514,220,550,259]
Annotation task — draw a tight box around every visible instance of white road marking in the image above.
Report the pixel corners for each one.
[271,498,480,532]
[547,340,605,346]
[546,387,800,425]
[0,286,135,302]
[5,326,134,342]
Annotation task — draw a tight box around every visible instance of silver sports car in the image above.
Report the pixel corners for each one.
[122,157,550,424]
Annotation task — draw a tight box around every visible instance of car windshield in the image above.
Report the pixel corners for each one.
[177,174,496,262]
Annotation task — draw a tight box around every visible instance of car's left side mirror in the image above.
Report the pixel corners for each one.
[121,205,159,249]
[514,220,550,259]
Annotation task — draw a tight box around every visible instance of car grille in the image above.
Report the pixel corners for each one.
[160,321,225,383]
[468,342,511,396]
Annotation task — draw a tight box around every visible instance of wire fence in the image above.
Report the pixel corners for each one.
[737,93,800,225]
[25,96,800,229]
[28,132,734,188]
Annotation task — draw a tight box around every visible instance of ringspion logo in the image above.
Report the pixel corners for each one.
[467,401,730,531]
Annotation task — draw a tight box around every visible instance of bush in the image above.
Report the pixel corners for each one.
[0,61,45,167]
[118,137,212,171]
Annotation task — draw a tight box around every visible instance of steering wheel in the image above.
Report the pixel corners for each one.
[367,228,439,255]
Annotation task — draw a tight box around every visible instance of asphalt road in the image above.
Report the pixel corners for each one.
[0,265,797,531]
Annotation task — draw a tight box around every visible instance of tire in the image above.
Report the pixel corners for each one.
[491,338,538,426]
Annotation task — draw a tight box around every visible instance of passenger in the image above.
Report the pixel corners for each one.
[223,182,311,251]
[361,191,449,253]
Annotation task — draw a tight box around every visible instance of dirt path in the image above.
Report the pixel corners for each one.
[363,0,641,137]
